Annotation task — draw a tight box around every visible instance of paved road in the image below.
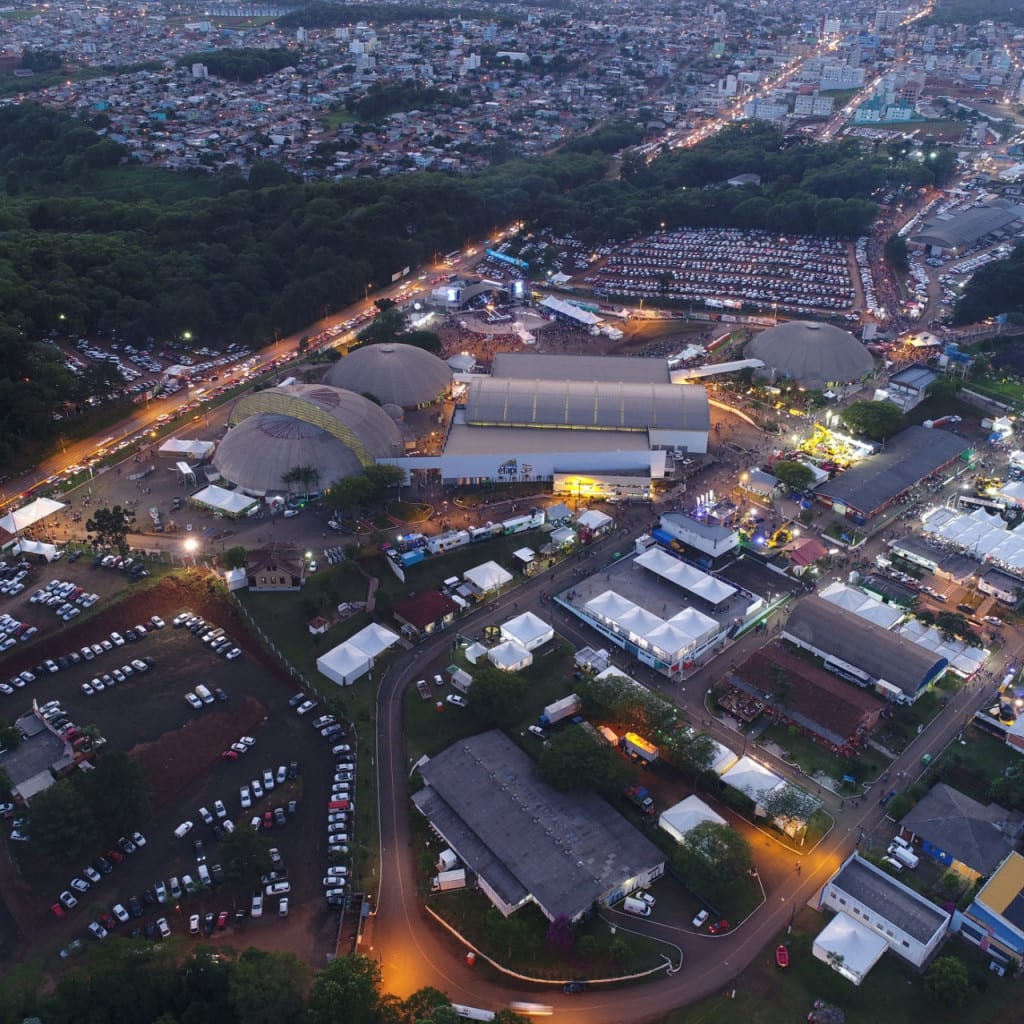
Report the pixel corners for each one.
[368,509,1000,1020]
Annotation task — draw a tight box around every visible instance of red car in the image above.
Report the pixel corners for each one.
[216,910,229,930]
[51,902,67,919]
[262,811,273,830]
[106,849,124,864]
[221,750,239,761]
[709,919,731,935]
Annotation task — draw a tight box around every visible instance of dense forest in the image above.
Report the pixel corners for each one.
[927,0,1024,25]
[0,106,965,463]
[953,241,1024,324]
[0,948,528,1024]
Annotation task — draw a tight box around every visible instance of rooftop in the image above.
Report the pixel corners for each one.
[900,782,1022,876]
[491,352,671,384]
[443,423,651,457]
[815,426,967,516]
[831,854,949,944]
[414,730,664,921]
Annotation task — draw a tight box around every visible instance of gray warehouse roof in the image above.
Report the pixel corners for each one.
[324,343,452,407]
[747,320,874,388]
[815,426,967,516]
[464,377,709,432]
[783,597,947,696]
[911,200,1024,251]
[831,855,949,945]
[492,352,671,384]
[413,730,664,921]
[899,782,1023,876]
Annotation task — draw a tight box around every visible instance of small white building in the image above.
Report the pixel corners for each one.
[817,853,950,977]
[463,561,513,597]
[487,639,533,672]
[316,623,399,686]
[659,795,727,844]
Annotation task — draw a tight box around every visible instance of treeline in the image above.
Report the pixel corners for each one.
[927,0,1024,25]
[0,948,528,1024]
[953,241,1024,324]
[177,47,297,82]
[347,82,468,121]
[278,3,522,28]
[0,106,965,463]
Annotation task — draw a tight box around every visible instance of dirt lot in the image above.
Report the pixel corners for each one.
[0,572,344,971]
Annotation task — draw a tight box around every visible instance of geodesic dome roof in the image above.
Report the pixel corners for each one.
[747,320,874,389]
[324,343,451,408]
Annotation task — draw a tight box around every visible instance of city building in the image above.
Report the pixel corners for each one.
[323,343,452,409]
[747,321,874,391]
[955,851,1024,970]
[413,730,665,922]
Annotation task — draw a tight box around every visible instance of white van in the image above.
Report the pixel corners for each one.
[195,684,214,705]
[888,845,919,870]
[622,896,652,917]
[881,855,904,872]
[197,863,211,886]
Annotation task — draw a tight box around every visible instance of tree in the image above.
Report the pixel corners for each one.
[78,752,151,837]
[662,728,716,776]
[771,459,815,492]
[402,987,453,1024]
[990,761,1024,809]
[228,950,308,1024]
[681,821,753,883]
[757,783,818,831]
[281,464,321,499]
[923,955,968,1006]
[86,504,135,554]
[364,463,406,496]
[468,667,528,727]
[839,400,906,440]
[220,826,272,884]
[884,233,909,273]
[307,954,385,1024]
[538,724,630,796]
[222,545,247,569]
[24,779,99,860]
[327,475,376,512]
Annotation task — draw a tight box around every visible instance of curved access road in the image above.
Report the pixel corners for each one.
[368,520,976,1020]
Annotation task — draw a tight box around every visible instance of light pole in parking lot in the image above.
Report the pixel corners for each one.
[184,537,198,570]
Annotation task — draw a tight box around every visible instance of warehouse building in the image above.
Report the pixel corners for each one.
[814,426,968,522]
[781,597,947,701]
[381,353,709,494]
[910,199,1024,255]
[413,730,665,922]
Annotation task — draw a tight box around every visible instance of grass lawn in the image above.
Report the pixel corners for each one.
[366,528,552,606]
[762,724,889,785]
[922,722,1016,803]
[965,377,1024,410]
[430,887,668,981]
[662,908,1017,1024]
[877,691,941,753]
[403,642,578,762]
[319,109,357,130]
[388,501,432,523]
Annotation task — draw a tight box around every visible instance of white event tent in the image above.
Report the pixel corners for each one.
[500,611,554,651]
[812,913,888,986]
[487,640,533,672]
[463,561,513,596]
[659,795,726,844]
[317,623,399,686]
[190,485,258,518]
[635,546,737,606]
[0,497,65,535]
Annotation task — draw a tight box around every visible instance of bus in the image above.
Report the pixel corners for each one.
[451,1006,495,1021]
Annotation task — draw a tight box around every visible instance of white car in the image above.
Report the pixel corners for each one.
[213,800,227,819]
[446,694,468,708]
[262,768,275,791]
[185,692,203,709]
[174,821,194,839]
[240,786,252,809]
[110,632,125,647]
[150,615,166,629]
[296,700,317,715]
[282,509,300,518]
[251,779,264,799]
[692,909,710,929]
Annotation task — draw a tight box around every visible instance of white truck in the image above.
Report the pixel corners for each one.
[432,869,467,892]
[539,694,580,727]
[887,843,919,869]
[622,896,651,917]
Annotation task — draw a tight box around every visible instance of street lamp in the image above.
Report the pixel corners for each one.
[184,537,198,569]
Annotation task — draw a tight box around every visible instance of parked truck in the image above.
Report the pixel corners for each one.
[539,694,580,727]
[875,680,906,704]
[621,732,659,764]
[887,844,919,870]
[622,896,651,917]
[624,785,655,817]
[432,869,467,892]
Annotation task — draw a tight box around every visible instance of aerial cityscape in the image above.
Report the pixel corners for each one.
[1,0,1024,1020]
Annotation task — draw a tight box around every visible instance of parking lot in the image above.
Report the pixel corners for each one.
[0,572,344,966]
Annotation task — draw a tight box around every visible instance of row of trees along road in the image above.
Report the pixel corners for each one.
[0,947,532,1024]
